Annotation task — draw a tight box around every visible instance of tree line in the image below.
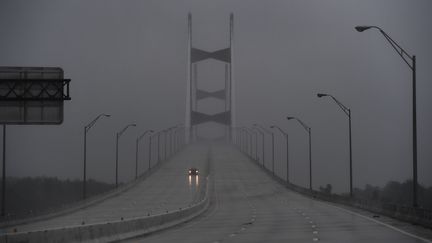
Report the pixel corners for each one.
[3,177,115,217]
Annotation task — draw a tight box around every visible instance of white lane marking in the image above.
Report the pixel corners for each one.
[313,230,318,234]
[323,202,432,243]
[313,237,319,241]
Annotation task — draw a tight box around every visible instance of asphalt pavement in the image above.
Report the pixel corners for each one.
[121,143,432,243]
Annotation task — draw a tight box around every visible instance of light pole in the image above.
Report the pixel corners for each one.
[317,93,353,197]
[253,127,265,167]
[239,128,245,153]
[1,125,5,217]
[243,129,249,154]
[116,123,136,188]
[174,126,184,153]
[167,126,175,157]
[271,125,290,184]
[168,124,182,157]
[242,127,253,157]
[239,127,245,152]
[249,128,259,161]
[163,129,167,160]
[254,124,275,175]
[173,127,179,153]
[83,114,111,199]
[148,134,153,171]
[287,116,312,191]
[355,25,418,207]
[233,127,244,152]
[135,130,153,180]
[245,128,255,158]
[157,131,162,162]
[234,127,241,149]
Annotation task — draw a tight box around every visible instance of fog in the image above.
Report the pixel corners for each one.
[0,0,431,194]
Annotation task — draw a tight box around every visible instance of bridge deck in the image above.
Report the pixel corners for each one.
[3,144,209,234]
[122,144,432,243]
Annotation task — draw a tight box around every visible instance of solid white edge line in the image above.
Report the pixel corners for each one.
[320,200,432,243]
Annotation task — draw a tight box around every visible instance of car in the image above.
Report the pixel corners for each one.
[188,168,199,176]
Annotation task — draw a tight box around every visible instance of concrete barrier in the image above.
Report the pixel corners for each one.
[0,176,211,243]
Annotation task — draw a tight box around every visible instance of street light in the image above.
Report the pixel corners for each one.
[162,126,176,159]
[175,125,186,152]
[156,130,164,162]
[254,124,275,175]
[165,127,173,158]
[116,123,136,188]
[148,133,154,171]
[83,114,110,199]
[252,126,265,168]
[173,126,182,153]
[317,93,353,197]
[245,128,256,158]
[287,116,312,191]
[235,127,242,152]
[242,128,252,155]
[167,124,182,156]
[236,127,245,152]
[355,25,418,207]
[234,127,242,150]
[271,125,290,184]
[248,128,259,161]
[240,128,246,154]
[148,130,161,170]
[242,127,254,157]
[163,129,168,160]
[135,130,153,180]
[354,26,372,32]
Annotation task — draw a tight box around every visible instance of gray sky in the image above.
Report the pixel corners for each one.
[0,0,431,194]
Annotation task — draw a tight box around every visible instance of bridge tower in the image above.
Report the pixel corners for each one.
[185,13,235,142]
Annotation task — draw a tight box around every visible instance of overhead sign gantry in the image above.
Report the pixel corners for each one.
[0,66,71,217]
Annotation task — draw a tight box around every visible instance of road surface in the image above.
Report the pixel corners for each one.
[121,144,432,243]
[3,144,209,234]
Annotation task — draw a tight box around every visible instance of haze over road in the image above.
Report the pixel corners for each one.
[122,144,432,243]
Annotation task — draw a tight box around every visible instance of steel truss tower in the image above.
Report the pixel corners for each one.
[186,13,235,142]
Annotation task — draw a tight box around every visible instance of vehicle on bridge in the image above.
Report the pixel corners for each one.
[188,168,199,176]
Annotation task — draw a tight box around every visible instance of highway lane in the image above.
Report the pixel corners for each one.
[3,143,209,234]
[121,144,432,243]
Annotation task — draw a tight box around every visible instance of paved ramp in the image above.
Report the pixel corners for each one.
[3,144,210,234]
[122,144,432,243]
